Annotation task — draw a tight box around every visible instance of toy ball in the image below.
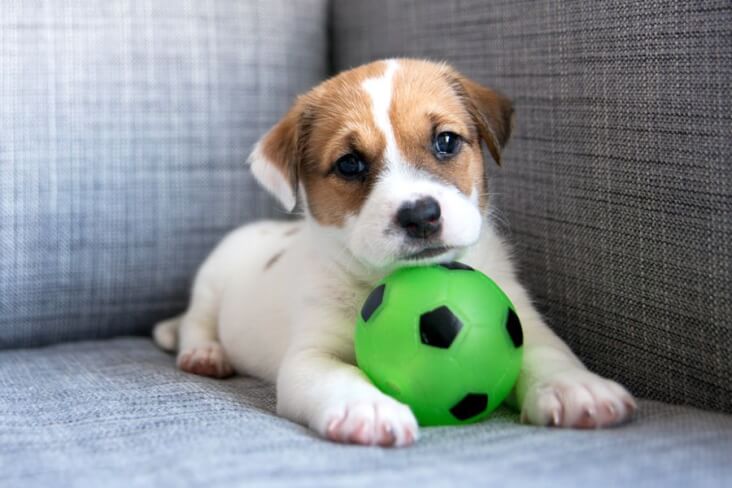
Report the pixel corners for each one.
[355,262,524,426]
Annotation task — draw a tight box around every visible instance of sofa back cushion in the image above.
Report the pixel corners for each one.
[0,1,328,348]
[331,0,732,413]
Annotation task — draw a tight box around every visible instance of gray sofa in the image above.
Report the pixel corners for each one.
[1,1,730,486]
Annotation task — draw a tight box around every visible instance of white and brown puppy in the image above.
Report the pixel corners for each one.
[153,59,637,447]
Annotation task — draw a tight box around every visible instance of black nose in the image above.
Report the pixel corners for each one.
[396,197,442,239]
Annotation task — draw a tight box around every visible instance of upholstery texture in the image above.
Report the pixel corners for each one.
[331,0,732,413]
[0,0,328,349]
[1,338,730,488]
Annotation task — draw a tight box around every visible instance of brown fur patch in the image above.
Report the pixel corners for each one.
[298,61,389,226]
[447,74,514,166]
[258,101,304,196]
[263,250,285,271]
[389,60,486,204]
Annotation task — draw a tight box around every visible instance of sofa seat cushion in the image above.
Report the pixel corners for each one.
[1,338,730,487]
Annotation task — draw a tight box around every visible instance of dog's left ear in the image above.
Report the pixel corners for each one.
[248,98,309,212]
[454,75,514,165]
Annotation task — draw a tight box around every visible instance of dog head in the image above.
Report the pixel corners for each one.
[249,59,513,270]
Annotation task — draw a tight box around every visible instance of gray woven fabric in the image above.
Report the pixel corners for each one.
[0,0,328,349]
[0,338,730,487]
[331,0,732,413]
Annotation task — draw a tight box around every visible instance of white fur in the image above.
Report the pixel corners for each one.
[348,162,483,269]
[248,142,297,211]
[154,61,636,446]
[362,59,401,166]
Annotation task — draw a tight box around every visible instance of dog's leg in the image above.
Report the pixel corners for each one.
[176,277,234,379]
[502,282,638,428]
[152,314,181,352]
[276,307,419,447]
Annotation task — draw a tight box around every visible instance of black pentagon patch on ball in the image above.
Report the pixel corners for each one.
[361,284,386,322]
[505,308,523,348]
[419,306,463,348]
[450,393,489,421]
[439,261,474,271]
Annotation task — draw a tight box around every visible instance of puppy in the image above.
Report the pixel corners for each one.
[153,59,637,447]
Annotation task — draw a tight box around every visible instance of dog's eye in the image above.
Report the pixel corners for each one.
[333,153,368,181]
[433,132,461,160]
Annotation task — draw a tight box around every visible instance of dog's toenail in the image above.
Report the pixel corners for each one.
[380,424,396,446]
[349,421,370,444]
[327,418,342,438]
[552,409,561,426]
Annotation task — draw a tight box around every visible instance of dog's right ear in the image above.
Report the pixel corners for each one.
[248,99,309,212]
[445,70,513,166]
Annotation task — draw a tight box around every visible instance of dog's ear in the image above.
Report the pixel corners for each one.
[453,75,514,165]
[248,98,310,211]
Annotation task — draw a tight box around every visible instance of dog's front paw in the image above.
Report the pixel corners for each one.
[177,341,234,378]
[315,393,419,447]
[521,369,637,428]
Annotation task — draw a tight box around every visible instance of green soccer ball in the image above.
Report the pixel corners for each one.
[355,262,524,426]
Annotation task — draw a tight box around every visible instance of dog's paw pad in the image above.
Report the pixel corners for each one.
[177,342,234,378]
[319,395,418,447]
[521,369,637,429]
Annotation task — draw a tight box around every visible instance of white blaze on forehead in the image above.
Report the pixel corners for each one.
[361,60,401,166]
